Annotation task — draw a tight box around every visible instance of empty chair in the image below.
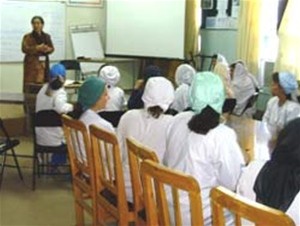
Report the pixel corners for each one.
[126,137,159,225]
[210,186,295,226]
[140,160,203,226]
[89,125,135,226]
[62,114,96,226]
[0,118,23,188]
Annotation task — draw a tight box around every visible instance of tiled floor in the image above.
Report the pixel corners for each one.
[0,136,86,226]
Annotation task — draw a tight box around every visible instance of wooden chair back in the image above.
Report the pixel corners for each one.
[140,160,203,226]
[89,125,134,225]
[61,114,96,225]
[126,137,159,224]
[210,186,295,226]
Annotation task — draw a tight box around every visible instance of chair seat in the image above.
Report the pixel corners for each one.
[0,139,20,154]
[100,188,134,212]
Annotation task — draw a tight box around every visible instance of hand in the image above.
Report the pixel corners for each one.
[43,45,53,53]
[36,44,46,52]
[134,79,144,90]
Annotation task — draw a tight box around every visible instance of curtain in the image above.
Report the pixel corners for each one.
[274,0,300,80]
[236,0,262,76]
[184,0,201,60]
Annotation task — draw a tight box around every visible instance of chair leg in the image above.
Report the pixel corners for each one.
[74,188,85,226]
[32,153,37,191]
[10,148,24,181]
[0,152,7,189]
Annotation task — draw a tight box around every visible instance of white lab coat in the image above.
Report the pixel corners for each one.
[79,109,115,162]
[171,84,190,112]
[103,86,126,111]
[35,83,73,146]
[237,161,300,225]
[263,96,300,140]
[117,109,174,202]
[163,111,245,226]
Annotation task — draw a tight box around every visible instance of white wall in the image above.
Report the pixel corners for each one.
[0,3,106,93]
[200,29,237,70]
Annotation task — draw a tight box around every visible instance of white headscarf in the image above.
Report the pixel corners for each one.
[99,66,120,87]
[217,54,228,65]
[213,62,234,98]
[142,77,175,112]
[175,64,196,86]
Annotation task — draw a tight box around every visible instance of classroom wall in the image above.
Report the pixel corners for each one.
[0,4,107,93]
[200,29,237,70]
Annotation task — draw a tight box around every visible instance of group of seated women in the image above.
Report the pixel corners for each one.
[35,61,300,225]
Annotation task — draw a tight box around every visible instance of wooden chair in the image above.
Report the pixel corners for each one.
[210,186,295,226]
[89,125,135,226]
[62,115,96,226]
[126,137,159,225]
[140,160,203,226]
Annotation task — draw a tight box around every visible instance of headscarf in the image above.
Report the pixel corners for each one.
[278,72,298,95]
[78,76,106,111]
[189,71,225,114]
[175,64,196,86]
[98,65,120,87]
[143,65,162,83]
[142,77,174,112]
[217,54,228,65]
[213,62,234,98]
[49,63,66,80]
[254,117,300,211]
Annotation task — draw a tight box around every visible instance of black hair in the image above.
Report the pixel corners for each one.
[49,77,64,90]
[147,106,164,119]
[212,54,218,59]
[67,103,84,120]
[188,105,220,135]
[272,72,292,100]
[31,16,44,25]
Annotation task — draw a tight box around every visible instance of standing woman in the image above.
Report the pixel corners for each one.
[22,16,54,91]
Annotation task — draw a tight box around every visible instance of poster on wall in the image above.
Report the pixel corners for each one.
[68,0,103,7]
[201,0,239,29]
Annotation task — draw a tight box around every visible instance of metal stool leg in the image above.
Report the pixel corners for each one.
[10,148,24,181]
[0,152,7,188]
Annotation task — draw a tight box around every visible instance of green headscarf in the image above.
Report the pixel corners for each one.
[78,76,106,110]
[189,71,225,114]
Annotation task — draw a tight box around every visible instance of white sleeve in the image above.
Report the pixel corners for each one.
[53,89,73,114]
[116,113,128,163]
[216,131,245,191]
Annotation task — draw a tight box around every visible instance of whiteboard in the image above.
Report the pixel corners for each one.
[0,1,66,62]
[71,31,104,73]
[106,0,186,59]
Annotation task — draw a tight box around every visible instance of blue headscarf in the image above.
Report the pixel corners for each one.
[49,64,66,79]
[278,72,298,95]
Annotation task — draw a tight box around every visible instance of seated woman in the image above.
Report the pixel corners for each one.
[98,65,126,111]
[117,76,175,202]
[262,72,300,151]
[35,63,73,165]
[237,117,300,225]
[127,65,162,109]
[230,61,258,115]
[170,64,196,113]
[73,76,114,133]
[163,71,245,226]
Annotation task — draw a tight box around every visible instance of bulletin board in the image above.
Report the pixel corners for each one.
[0,1,66,62]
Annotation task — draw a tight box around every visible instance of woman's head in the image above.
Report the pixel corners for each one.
[271,72,298,99]
[189,72,225,114]
[143,65,162,83]
[188,72,225,134]
[142,77,174,118]
[175,64,196,86]
[49,63,66,90]
[98,65,120,87]
[78,76,108,112]
[31,16,44,33]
